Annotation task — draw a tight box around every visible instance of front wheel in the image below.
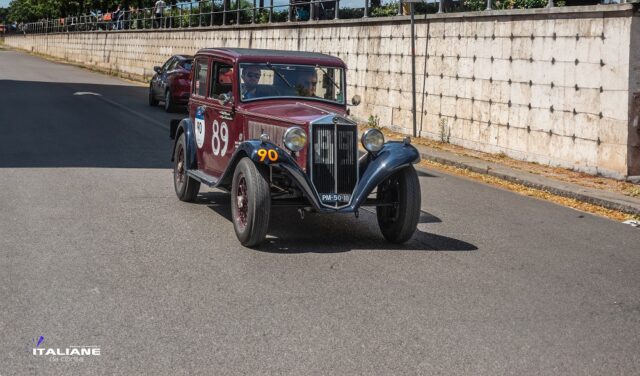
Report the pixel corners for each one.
[173,133,200,202]
[231,158,271,247]
[376,166,421,244]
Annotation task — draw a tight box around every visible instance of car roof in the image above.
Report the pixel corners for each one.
[196,48,345,67]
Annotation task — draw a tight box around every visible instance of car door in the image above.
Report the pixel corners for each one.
[153,57,174,97]
[189,57,216,175]
[205,60,237,177]
[159,58,178,95]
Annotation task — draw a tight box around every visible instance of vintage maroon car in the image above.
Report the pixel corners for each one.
[149,54,193,112]
[170,48,421,247]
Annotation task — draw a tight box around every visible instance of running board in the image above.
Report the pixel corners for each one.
[186,170,219,187]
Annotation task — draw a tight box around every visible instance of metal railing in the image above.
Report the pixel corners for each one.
[4,0,624,35]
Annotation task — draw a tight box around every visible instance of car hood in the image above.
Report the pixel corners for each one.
[240,101,349,125]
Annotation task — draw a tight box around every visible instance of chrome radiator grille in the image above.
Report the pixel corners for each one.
[310,122,358,206]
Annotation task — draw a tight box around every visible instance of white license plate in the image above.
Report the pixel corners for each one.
[320,194,351,202]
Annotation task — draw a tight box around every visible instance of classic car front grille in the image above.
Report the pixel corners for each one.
[310,122,358,206]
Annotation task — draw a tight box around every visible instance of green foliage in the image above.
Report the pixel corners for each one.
[370,2,398,17]
[466,0,548,10]
[463,0,485,11]
[367,114,381,129]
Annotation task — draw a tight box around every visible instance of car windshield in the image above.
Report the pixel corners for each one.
[238,63,345,104]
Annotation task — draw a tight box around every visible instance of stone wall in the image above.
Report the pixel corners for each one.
[5,4,639,178]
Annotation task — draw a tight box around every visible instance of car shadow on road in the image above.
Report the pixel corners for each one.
[0,80,182,168]
[199,191,477,253]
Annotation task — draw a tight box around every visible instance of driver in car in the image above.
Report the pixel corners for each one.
[241,65,261,99]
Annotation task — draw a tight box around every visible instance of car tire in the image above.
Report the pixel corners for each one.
[164,89,176,113]
[376,166,421,244]
[231,158,271,247]
[148,84,158,106]
[173,133,200,202]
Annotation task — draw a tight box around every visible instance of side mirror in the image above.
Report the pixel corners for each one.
[218,93,233,106]
[153,66,162,74]
[351,95,361,106]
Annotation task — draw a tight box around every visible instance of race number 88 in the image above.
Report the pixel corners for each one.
[212,120,228,156]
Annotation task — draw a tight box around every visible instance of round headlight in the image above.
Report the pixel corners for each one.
[283,127,307,152]
[361,128,384,153]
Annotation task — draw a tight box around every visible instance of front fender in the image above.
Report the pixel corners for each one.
[169,118,197,171]
[218,140,329,210]
[340,142,420,212]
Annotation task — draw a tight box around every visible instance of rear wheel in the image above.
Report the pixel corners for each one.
[231,158,271,247]
[148,84,158,106]
[376,166,421,243]
[173,133,200,202]
[164,89,176,113]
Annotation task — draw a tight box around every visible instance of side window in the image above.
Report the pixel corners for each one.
[209,63,234,98]
[193,59,209,97]
[161,58,174,72]
[167,59,179,72]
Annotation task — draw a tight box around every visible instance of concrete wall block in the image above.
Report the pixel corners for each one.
[601,64,629,91]
[526,129,551,161]
[573,137,598,169]
[602,24,630,67]
[598,117,628,145]
[441,96,457,118]
[549,131,574,166]
[475,100,491,124]
[575,61,602,89]
[573,113,599,141]
[508,126,528,153]
[571,88,599,115]
[510,82,531,107]
[491,59,510,82]
[511,38,532,61]
[597,141,627,176]
[528,61,547,85]
[529,108,551,132]
[456,98,472,120]
[543,65,565,89]
[510,60,530,83]
[494,20,512,38]
[600,89,629,122]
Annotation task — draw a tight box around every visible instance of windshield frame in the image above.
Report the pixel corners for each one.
[237,63,346,106]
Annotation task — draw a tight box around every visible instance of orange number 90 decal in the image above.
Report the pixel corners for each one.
[257,148,279,163]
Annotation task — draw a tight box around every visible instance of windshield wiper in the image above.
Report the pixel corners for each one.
[265,62,294,88]
[316,65,340,91]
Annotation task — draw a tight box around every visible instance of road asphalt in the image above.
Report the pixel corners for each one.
[1,49,639,375]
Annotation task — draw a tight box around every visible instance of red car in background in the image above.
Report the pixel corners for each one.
[149,55,193,112]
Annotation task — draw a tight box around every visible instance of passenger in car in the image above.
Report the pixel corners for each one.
[295,71,318,97]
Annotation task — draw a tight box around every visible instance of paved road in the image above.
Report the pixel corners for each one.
[1,49,639,375]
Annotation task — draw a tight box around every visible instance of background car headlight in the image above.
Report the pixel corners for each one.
[283,127,307,152]
[361,128,385,153]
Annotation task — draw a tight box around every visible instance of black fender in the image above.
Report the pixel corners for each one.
[217,140,329,209]
[338,142,420,212]
[217,140,420,213]
[169,118,197,171]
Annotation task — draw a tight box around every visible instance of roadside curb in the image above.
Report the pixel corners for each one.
[414,146,640,216]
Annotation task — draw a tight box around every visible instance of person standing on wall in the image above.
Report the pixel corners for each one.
[153,0,166,28]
